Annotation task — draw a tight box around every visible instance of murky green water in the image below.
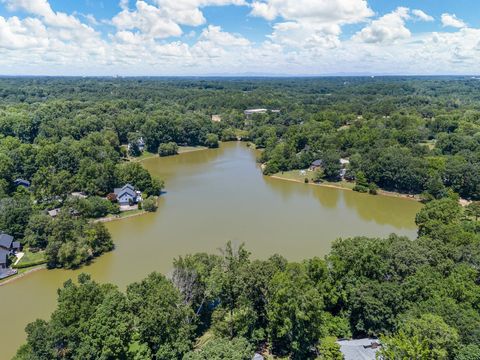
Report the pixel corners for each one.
[0,142,421,359]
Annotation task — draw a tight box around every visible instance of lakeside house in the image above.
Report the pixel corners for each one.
[127,137,146,153]
[114,184,141,206]
[14,178,30,188]
[0,248,8,269]
[309,159,323,171]
[0,233,20,253]
[337,338,381,360]
[211,115,222,122]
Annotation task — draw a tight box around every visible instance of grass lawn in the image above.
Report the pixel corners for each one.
[178,145,208,153]
[131,150,157,161]
[14,250,47,268]
[272,170,355,190]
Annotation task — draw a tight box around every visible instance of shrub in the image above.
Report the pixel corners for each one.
[143,197,158,212]
[205,134,219,148]
[158,142,179,157]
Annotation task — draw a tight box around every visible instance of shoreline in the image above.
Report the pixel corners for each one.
[269,175,421,202]
[0,265,46,287]
[136,145,209,163]
[94,209,148,223]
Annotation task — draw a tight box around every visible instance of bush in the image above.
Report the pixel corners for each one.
[353,185,368,193]
[313,169,325,183]
[158,142,179,157]
[205,134,219,148]
[368,183,378,195]
[183,337,253,360]
[143,197,158,212]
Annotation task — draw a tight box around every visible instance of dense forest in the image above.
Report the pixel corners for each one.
[1,77,480,358]
[14,198,480,360]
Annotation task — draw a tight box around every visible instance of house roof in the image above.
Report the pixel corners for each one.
[114,184,136,198]
[12,241,21,250]
[48,208,61,217]
[311,159,323,167]
[252,354,264,360]
[337,338,380,360]
[0,233,14,249]
[244,108,267,114]
[0,249,8,264]
[14,178,30,187]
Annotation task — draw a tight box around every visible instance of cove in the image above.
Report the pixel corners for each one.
[0,142,422,359]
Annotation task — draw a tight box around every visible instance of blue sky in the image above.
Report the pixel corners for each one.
[0,0,479,75]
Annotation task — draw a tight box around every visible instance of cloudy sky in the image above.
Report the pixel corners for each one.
[0,0,479,75]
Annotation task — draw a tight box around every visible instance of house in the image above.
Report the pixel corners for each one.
[309,159,323,171]
[114,184,139,206]
[211,115,222,122]
[48,208,61,218]
[71,191,88,199]
[252,354,264,360]
[337,338,381,360]
[0,249,8,269]
[14,178,30,188]
[138,137,145,151]
[340,158,350,166]
[0,233,20,253]
[127,137,146,153]
[244,108,268,119]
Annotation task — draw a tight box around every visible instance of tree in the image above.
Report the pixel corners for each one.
[267,263,324,359]
[379,314,459,360]
[353,171,369,193]
[0,193,32,240]
[183,337,253,360]
[75,291,134,360]
[126,272,195,359]
[317,336,343,360]
[23,213,53,249]
[205,133,219,148]
[415,198,462,236]
[158,142,179,157]
[142,197,158,212]
[465,201,480,221]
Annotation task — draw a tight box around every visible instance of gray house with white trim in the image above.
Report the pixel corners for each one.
[114,184,139,206]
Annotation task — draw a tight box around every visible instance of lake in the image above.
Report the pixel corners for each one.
[0,142,422,359]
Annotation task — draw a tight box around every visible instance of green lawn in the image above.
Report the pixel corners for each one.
[272,170,355,190]
[14,250,47,268]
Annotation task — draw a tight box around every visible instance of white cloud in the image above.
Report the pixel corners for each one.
[251,0,373,51]
[412,9,433,22]
[0,0,479,75]
[441,13,466,28]
[0,16,48,49]
[199,25,250,47]
[353,7,411,44]
[112,1,182,39]
[4,0,84,28]
[250,0,373,24]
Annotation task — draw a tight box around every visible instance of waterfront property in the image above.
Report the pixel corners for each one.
[337,338,381,360]
[0,248,8,269]
[310,159,323,171]
[114,184,141,206]
[0,233,20,253]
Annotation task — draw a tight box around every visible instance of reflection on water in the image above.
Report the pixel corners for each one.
[0,142,422,360]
